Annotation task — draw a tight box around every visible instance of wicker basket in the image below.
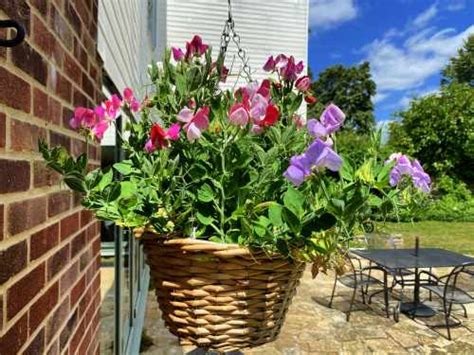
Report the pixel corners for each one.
[142,234,305,352]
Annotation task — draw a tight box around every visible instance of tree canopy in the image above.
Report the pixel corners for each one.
[441,34,474,87]
[309,62,376,134]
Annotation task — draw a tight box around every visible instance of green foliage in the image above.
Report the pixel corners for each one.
[442,34,474,87]
[388,83,474,184]
[309,62,376,134]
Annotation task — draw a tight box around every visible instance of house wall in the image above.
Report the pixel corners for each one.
[165,0,309,86]
[97,0,157,146]
[0,1,102,354]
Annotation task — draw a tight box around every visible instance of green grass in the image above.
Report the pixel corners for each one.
[380,221,474,255]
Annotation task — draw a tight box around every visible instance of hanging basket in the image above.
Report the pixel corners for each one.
[142,233,305,352]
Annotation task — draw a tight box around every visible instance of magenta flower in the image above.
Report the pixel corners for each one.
[69,106,111,142]
[145,123,181,153]
[104,94,122,119]
[177,106,210,142]
[123,87,140,112]
[295,75,311,91]
[92,118,109,141]
[282,56,297,81]
[263,55,276,71]
[172,47,185,61]
[185,35,208,59]
[70,107,95,129]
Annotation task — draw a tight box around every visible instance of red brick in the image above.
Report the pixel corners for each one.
[46,297,69,343]
[12,41,48,85]
[92,235,101,256]
[48,96,62,126]
[0,204,4,241]
[8,196,47,235]
[50,130,71,153]
[54,72,72,103]
[79,248,92,272]
[47,244,70,280]
[0,240,27,284]
[33,161,59,188]
[82,71,94,98]
[51,5,73,51]
[65,1,82,34]
[71,275,85,307]
[71,231,86,258]
[33,87,49,121]
[0,112,5,147]
[77,323,92,355]
[73,191,82,207]
[0,66,31,113]
[7,263,45,320]
[59,260,79,293]
[80,210,93,227]
[0,0,31,35]
[32,14,54,58]
[73,87,88,107]
[86,223,97,242]
[30,0,48,16]
[0,313,28,354]
[0,159,30,193]
[64,53,82,84]
[23,328,45,355]
[48,191,71,217]
[78,286,92,315]
[33,160,60,188]
[10,119,47,152]
[60,212,80,240]
[59,309,78,350]
[30,223,59,261]
[46,339,59,355]
[29,282,59,332]
[62,106,74,129]
[73,37,88,71]
[71,138,87,157]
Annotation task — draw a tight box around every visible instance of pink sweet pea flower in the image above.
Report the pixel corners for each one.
[281,56,297,81]
[295,76,311,91]
[293,114,306,129]
[185,35,208,59]
[295,60,304,74]
[145,123,181,152]
[70,107,95,129]
[92,118,109,141]
[263,56,276,71]
[229,103,249,126]
[177,106,210,142]
[104,94,122,119]
[122,88,141,112]
[172,47,185,61]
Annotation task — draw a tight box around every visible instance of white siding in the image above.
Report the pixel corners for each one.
[166,0,309,86]
[98,0,158,145]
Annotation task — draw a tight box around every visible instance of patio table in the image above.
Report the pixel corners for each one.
[351,248,474,317]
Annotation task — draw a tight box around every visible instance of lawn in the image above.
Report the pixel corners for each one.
[379,221,474,255]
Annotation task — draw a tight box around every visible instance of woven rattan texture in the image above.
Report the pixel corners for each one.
[143,236,305,351]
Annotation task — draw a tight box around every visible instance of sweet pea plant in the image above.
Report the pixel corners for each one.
[40,35,431,268]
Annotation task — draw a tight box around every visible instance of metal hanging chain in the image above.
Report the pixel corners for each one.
[219,0,252,82]
[0,19,25,47]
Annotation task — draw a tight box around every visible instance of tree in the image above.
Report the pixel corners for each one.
[388,83,474,184]
[309,62,376,134]
[442,34,474,87]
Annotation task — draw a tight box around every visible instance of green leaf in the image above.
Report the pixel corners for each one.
[63,176,85,193]
[113,160,133,175]
[197,183,215,203]
[98,169,113,191]
[120,181,136,198]
[282,207,301,234]
[283,186,304,217]
[301,213,337,236]
[196,212,214,226]
[268,203,283,226]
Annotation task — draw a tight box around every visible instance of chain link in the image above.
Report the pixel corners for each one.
[219,0,252,82]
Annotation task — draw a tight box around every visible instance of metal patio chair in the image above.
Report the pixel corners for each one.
[419,261,474,340]
[329,252,389,321]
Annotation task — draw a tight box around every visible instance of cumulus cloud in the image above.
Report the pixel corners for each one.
[373,92,389,103]
[309,0,358,29]
[364,25,474,93]
[398,86,440,108]
[446,0,466,11]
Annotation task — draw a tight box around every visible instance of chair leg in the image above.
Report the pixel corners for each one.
[329,274,337,308]
[360,286,366,305]
[460,304,468,318]
[384,272,389,318]
[443,301,452,340]
[347,286,357,321]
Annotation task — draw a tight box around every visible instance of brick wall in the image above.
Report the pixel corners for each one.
[0,1,102,354]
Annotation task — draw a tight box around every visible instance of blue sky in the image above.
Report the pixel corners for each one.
[308,0,474,123]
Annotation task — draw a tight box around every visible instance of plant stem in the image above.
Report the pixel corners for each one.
[219,132,227,237]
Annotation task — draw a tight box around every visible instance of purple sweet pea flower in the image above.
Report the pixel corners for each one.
[172,47,185,61]
[283,164,306,186]
[412,159,431,192]
[387,154,431,192]
[320,104,346,135]
[263,55,276,71]
[307,119,328,138]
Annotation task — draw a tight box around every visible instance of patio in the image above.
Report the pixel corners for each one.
[140,266,474,354]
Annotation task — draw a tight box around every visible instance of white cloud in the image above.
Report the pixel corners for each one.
[398,86,440,108]
[373,92,389,103]
[446,0,466,11]
[364,25,474,93]
[412,3,438,28]
[309,0,358,29]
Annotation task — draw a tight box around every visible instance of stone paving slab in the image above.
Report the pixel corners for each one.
[140,267,474,354]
